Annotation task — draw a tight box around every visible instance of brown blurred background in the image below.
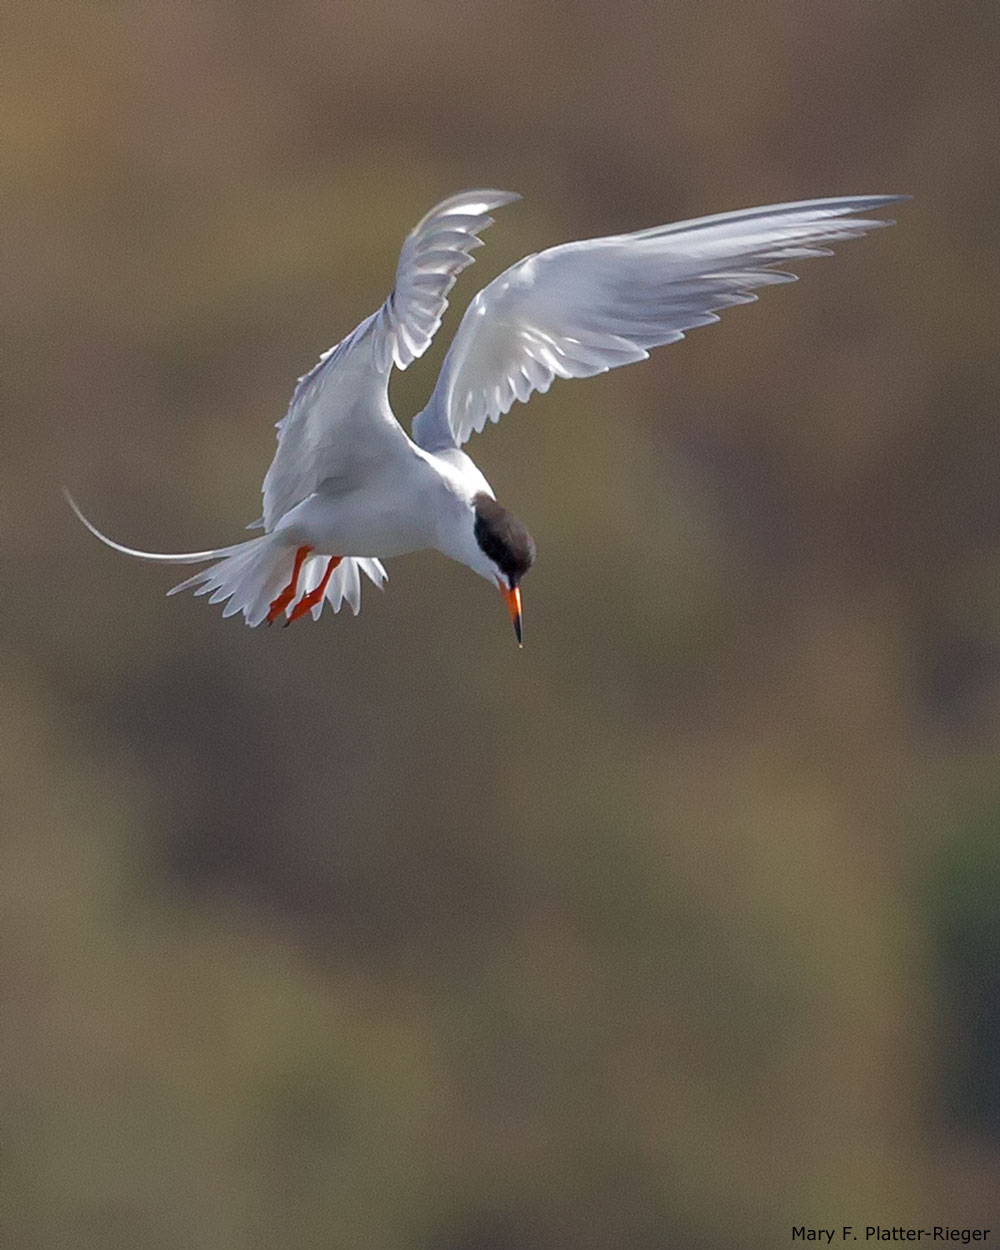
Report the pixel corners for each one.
[3,1,999,1246]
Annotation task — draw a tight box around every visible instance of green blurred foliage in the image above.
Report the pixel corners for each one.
[3,0,1000,1245]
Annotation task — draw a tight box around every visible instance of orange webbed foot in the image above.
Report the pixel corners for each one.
[266,545,313,625]
[285,556,343,626]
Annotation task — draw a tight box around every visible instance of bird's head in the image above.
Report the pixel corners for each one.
[472,492,535,645]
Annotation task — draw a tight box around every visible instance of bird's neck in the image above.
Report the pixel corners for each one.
[420,448,499,583]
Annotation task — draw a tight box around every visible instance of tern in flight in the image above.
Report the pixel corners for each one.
[67,189,905,644]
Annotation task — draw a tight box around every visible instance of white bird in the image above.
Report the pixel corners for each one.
[66,188,906,644]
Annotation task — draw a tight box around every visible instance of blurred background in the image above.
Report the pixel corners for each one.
[3,0,999,1245]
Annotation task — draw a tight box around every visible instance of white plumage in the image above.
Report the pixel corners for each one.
[67,188,905,638]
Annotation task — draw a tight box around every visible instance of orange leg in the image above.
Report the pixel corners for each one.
[286,556,343,625]
[266,545,313,625]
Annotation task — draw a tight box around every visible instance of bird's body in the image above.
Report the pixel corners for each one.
[67,188,906,641]
[268,382,468,562]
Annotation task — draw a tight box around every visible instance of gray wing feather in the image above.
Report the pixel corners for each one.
[260,189,520,528]
[412,195,906,451]
[370,189,522,371]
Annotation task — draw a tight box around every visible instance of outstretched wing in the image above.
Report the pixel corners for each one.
[259,189,520,529]
[411,195,907,451]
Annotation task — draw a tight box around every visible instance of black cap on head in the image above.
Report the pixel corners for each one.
[473,493,536,585]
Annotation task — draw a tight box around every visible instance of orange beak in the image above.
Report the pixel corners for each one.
[498,580,523,646]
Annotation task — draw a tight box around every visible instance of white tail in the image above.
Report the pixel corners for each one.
[64,490,386,626]
[168,546,387,624]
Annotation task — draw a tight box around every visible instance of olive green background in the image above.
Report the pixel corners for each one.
[4,1,999,1246]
